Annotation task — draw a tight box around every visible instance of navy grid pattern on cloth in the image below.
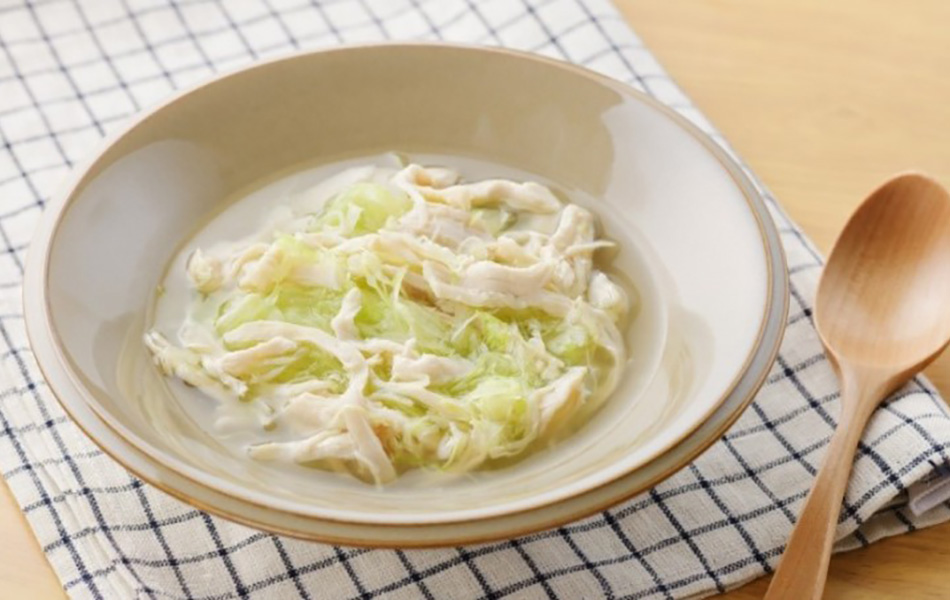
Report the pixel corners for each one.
[2,1,950,599]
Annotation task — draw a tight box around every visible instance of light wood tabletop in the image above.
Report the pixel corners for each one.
[3,0,950,597]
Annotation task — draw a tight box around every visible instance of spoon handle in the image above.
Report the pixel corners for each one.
[764,378,880,600]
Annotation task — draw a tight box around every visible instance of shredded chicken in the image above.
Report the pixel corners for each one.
[146,161,630,485]
[186,249,224,294]
[330,288,363,340]
[534,366,588,432]
[459,261,553,297]
[398,165,561,214]
[391,354,474,384]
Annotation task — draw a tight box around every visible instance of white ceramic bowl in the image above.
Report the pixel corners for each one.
[24,44,788,546]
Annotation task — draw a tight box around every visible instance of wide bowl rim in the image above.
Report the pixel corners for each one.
[24,42,789,530]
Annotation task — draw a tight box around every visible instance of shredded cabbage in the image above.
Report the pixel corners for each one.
[146,163,629,484]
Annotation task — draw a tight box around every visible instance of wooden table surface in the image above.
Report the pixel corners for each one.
[3,0,950,597]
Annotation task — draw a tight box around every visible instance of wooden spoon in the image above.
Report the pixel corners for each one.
[765,173,950,599]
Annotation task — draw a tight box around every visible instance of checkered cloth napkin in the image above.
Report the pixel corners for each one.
[3,1,950,598]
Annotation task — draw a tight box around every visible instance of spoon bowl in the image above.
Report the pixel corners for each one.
[817,173,950,373]
[766,173,950,600]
